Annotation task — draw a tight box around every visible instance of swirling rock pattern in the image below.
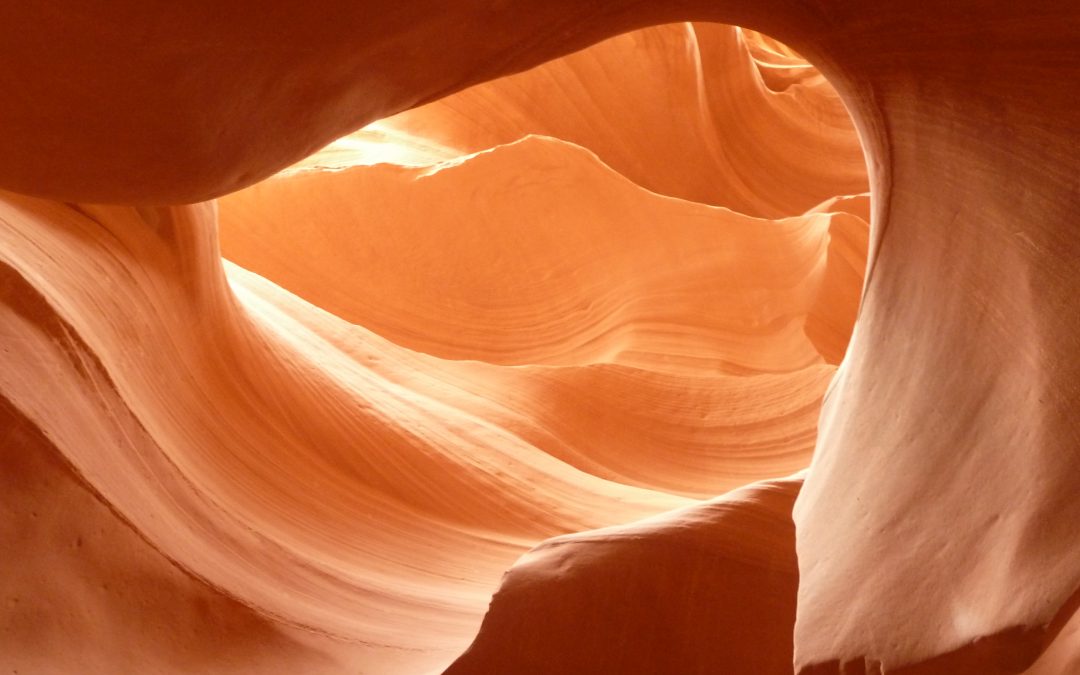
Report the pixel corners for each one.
[1,3,1077,675]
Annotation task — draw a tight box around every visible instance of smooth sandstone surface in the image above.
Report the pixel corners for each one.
[220,136,857,371]
[299,23,867,218]
[446,475,804,675]
[1,3,1078,675]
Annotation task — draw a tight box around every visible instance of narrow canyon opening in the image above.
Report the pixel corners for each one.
[206,22,870,672]
[217,21,871,500]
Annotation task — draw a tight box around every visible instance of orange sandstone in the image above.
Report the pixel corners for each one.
[0,3,1077,675]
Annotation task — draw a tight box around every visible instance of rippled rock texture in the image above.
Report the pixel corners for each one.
[1,4,1077,675]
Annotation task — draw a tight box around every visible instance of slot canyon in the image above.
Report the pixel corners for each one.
[1,3,1077,675]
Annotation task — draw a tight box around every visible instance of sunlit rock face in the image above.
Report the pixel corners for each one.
[1,4,1077,675]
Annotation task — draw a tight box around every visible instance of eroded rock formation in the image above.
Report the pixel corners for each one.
[0,4,1076,675]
